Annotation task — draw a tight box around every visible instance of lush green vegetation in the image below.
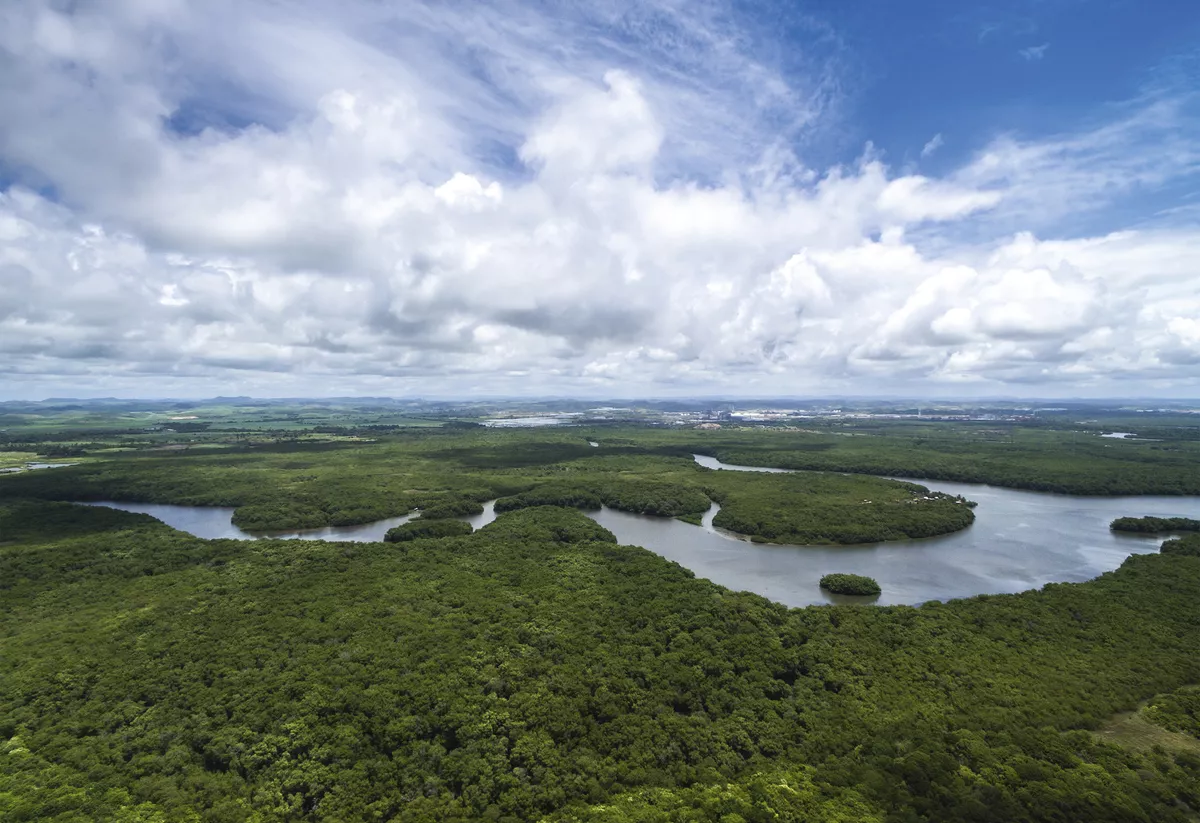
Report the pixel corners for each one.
[3,496,1200,821]
[385,519,474,542]
[3,413,1200,819]
[593,480,711,517]
[6,398,1200,497]
[480,506,620,545]
[819,573,882,596]
[495,483,604,513]
[493,477,715,519]
[708,472,975,544]
[1111,516,1200,533]
[414,497,486,520]
[0,429,976,544]
[1144,687,1200,740]
[1161,534,1200,557]
[0,435,526,532]
[633,423,1200,496]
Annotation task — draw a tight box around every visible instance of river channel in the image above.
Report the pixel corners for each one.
[83,455,1200,607]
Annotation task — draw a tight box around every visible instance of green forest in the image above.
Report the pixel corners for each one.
[2,498,1200,822]
[0,430,980,545]
[636,424,1200,496]
[2,420,1200,821]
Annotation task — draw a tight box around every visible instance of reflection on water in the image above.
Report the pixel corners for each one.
[81,454,1200,607]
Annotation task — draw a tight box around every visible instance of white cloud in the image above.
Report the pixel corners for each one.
[0,0,1197,398]
[1019,43,1050,61]
[920,133,944,158]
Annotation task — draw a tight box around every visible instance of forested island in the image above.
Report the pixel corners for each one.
[819,573,882,596]
[1111,516,1200,533]
[2,405,1200,821]
[385,518,474,542]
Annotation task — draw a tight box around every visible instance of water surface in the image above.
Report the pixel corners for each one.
[81,501,420,542]
[674,454,1199,606]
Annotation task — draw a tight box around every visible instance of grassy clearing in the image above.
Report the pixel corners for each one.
[0,451,40,470]
[1093,705,1200,755]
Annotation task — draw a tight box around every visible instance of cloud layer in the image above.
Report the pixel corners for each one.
[1,0,1198,398]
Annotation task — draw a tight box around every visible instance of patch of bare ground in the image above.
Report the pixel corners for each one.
[1093,699,1200,755]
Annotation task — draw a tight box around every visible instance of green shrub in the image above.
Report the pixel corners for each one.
[1143,685,1200,739]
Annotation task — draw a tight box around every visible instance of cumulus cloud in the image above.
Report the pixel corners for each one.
[0,0,1198,398]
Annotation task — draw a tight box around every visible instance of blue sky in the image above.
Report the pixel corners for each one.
[863,1,1200,243]
[0,0,1198,399]
[820,0,1198,172]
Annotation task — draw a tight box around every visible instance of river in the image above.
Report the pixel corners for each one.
[82,455,1200,608]
[80,499,499,542]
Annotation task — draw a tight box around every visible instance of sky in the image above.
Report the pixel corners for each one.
[1,0,1199,400]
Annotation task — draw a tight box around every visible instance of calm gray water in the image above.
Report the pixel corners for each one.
[83,455,1200,607]
[675,454,1199,605]
[81,501,422,542]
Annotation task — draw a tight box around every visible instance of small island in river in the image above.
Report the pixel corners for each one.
[820,573,883,596]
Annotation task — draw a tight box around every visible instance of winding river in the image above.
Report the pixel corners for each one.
[83,455,1200,607]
